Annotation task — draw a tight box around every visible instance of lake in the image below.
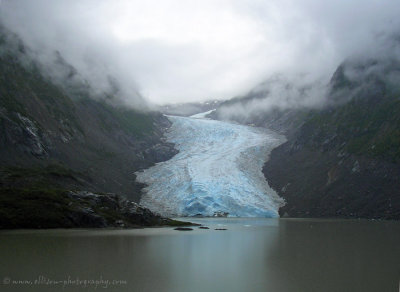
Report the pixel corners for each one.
[0,218,399,292]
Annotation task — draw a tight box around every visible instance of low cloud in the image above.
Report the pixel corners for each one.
[1,0,400,108]
[215,74,328,122]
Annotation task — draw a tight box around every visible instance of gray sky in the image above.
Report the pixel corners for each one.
[1,0,400,106]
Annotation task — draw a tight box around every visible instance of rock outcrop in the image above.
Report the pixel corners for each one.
[0,189,191,229]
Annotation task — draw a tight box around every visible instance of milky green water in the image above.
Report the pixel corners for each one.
[0,218,399,292]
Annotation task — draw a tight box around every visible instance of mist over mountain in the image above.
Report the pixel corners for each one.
[265,54,400,219]
[0,23,149,113]
[0,25,182,228]
[213,33,400,123]
[210,74,326,128]
[1,0,400,106]
[159,100,221,117]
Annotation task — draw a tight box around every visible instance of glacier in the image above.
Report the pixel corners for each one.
[135,113,285,217]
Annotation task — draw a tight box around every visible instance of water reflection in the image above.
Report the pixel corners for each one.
[0,219,399,292]
[270,219,400,292]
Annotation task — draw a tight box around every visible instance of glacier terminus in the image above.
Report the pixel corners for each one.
[135,111,285,217]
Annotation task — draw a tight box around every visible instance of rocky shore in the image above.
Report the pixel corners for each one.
[0,189,192,229]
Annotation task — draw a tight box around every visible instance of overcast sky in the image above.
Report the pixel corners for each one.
[1,0,400,105]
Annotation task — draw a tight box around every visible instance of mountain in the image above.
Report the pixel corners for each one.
[264,58,400,219]
[211,58,400,220]
[0,26,182,228]
[208,76,315,136]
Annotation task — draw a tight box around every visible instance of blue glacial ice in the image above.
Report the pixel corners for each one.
[135,113,285,217]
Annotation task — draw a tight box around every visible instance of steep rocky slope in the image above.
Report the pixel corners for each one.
[263,59,400,219]
[0,27,181,228]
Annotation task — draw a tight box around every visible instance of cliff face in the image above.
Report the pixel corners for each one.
[0,28,177,203]
[264,59,400,220]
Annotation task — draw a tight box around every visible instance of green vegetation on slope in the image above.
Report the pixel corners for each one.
[0,187,74,228]
[0,164,83,190]
[305,94,400,162]
[0,187,195,229]
[88,98,154,137]
[263,59,400,220]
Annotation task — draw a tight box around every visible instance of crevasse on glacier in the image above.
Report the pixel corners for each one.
[135,112,285,217]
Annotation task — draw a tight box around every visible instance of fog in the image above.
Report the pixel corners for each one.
[1,0,400,109]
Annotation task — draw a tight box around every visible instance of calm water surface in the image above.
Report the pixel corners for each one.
[0,218,399,292]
